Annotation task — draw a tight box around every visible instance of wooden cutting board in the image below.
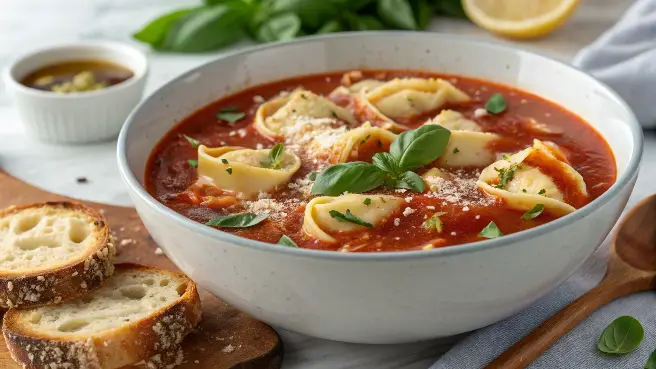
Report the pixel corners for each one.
[0,170,283,369]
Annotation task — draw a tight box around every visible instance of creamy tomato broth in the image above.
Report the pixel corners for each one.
[146,70,616,252]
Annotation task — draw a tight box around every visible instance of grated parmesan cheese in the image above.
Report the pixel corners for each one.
[426,206,436,210]
[253,95,265,103]
[395,188,408,193]
[473,108,488,118]
[256,143,264,150]
[237,129,247,138]
[393,218,400,226]
[403,207,415,217]
[425,169,494,207]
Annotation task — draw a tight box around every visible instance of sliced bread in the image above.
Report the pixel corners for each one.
[3,263,202,369]
[0,202,116,308]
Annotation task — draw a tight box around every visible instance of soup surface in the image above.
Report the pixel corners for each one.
[21,60,133,93]
[146,70,616,252]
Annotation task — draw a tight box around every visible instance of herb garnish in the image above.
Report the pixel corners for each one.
[360,134,372,146]
[329,209,373,228]
[363,198,372,206]
[221,158,229,164]
[453,147,460,154]
[263,142,285,169]
[485,93,506,114]
[312,125,450,195]
[478,221,503,238]
[331,111,338,118]
[188,159,198,168]
[494,163,520,189]
[221,105,239,112]
[521,204,544,220]
[278,235,298,248]
[226,167,233,174]
[307,171,318,180]
[423,212,447,233]
[597,316,644,354]
[522,189,527,193]
[538,189,546,195]
[183,134,201,148]
[217,110,245,124]
[206,213,269,228]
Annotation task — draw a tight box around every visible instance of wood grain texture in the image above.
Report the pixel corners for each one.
[0,170,283,369]
[485,194,656,369]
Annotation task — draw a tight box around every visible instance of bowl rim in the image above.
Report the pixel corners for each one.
[117,31,643,262]
[2,41,149,99]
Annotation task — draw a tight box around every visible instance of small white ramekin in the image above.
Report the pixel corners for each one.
[2,42,148,144]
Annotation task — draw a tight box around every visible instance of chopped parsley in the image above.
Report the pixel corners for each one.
[522,189,527,193]
[494,164,521,189]
[187,159,198,168]
[423,212,447,233]
[182,134,201,148]
[360,134,372,146]
[522,204,545,220]
[363,198,372,206]
[329,209,373,228]
[331,110,338,118]
[226,167,233,174]
[453,147,460,154]
[300,93,307,99]
[538,189,546,195]
[221,158,229,164]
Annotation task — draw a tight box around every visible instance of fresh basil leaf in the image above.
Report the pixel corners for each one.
[317,20,344,34]
[256,12,301,42]
[372,152,400,175]
[278,234,299,247]
[188,159,198,168]
[206,213,269,228]
[270,0,341,30]
[423,211,447,232]
[267,143,285,169]
[329,209,373,228]
[183,134,201,148]
[478,221,503,238]
[221,105,239,112]
[216,111,245,123]
[395,171,425,193]
[437,0,468,19]
[311,162,386,196]
[521,204,544,220]
[390,125,451,171]
[598,316,644,354]
[485,93,507,114]
[645,350,656,369]
[345,13,384,31]
[133,8,196,49]
[377,0,418,30]
[409,0,432,30]
[307,171,318,180]
[160,2,250,52]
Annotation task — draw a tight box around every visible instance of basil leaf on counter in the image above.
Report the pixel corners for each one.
[160,2,250,52]
[377,0,418,30]
[216,111,245,123]
[187,159,198,168]
[390,124,451,171]
[395,171,425,193]
[311,162,385,196]
[133,8,196,48]
[645,350,656,369]
[256,12,302,42]
[206,213,269,228]
[485,93,507,114]
[277,234,299,247]
[478,221,503,239]
[329,209,373,228]
[183,134,201,148]
[521,204,544,220]
[597,316,644,354]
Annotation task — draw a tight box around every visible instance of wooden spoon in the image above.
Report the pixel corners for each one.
[486,194,656,369]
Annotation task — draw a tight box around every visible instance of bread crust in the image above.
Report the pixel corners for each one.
[3,264,202,369]
[0,202,116,309]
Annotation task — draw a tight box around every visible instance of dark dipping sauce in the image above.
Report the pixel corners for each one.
[21,60,133,93]
[145,70,616,252]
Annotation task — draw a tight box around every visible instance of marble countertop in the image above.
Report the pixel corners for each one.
[1,1,653,368]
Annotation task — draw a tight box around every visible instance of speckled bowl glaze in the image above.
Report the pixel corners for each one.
[118,32,642,344]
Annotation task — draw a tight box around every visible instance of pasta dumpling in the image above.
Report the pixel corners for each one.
[303,195,403,243]
[330,79,385,96]
[426,109,483,132]
[198,145,301,198]
[477,139,588,216]
[329,122,397,163]
[254,89,356,138]
[354,78,470,130]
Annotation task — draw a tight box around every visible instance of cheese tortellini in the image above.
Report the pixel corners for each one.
[254,89,356,138]
[425,110,500,168]
[198,145,301,198]
[477,139,588,216]
[355,78,470,130]
[303,194,403,243]
[329,123,397,163]
[330,79,385,96]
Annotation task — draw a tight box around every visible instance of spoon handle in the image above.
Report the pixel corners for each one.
[484,277,635,369]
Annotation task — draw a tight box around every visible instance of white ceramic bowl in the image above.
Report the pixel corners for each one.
[3,42,148,144]
[117,32,642,344]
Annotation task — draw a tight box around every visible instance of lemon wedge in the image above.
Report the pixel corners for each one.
[463,0,581,39]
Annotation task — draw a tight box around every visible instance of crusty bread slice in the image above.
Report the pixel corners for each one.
[3,264,202,369]
[0,202,116,308]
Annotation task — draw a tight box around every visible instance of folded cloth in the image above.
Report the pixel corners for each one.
[573,0,656,129]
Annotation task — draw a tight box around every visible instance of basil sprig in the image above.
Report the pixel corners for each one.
[485,93,506,114]
[597,316,644,354]
[312,125,450,195]
[183,134,201,148]
[521,204,544,220]
[265,143,285,169]
[277,234,299,248]
[329,209,373,228]
[206,213,268,228]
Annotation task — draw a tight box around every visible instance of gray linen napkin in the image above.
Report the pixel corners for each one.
[432,2,656,367]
